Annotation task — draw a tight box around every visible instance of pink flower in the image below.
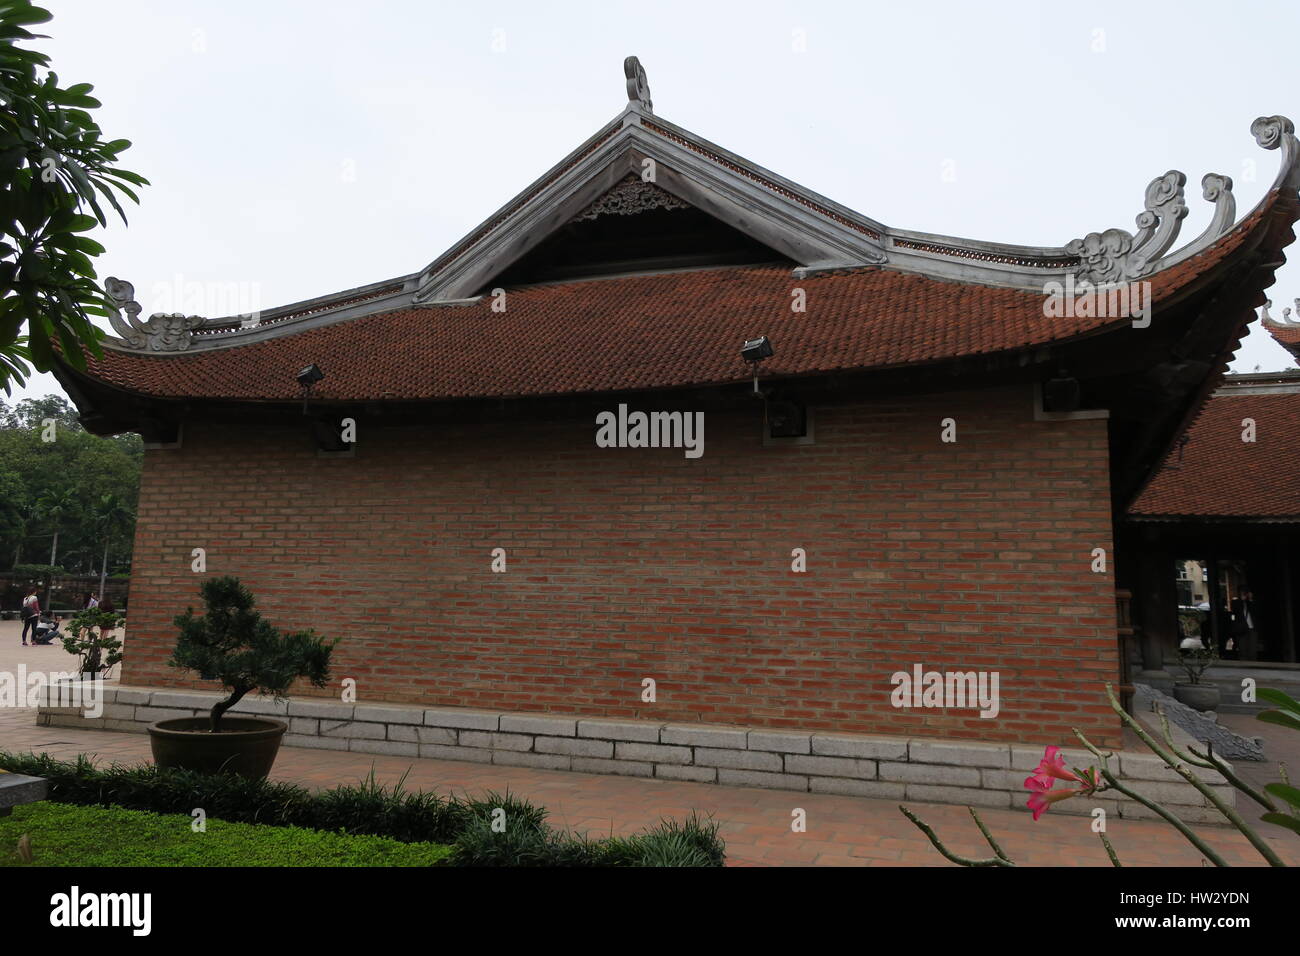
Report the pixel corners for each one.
[1026,786,1080,821]
[1025,745,1081,790]
[1022,746,1103,820]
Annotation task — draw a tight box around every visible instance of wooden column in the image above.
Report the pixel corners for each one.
[1134,539,1174,684]
[1281,538,1297,663]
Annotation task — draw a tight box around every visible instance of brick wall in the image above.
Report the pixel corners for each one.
[122,384,1122,747]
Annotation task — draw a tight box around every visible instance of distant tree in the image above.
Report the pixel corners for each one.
[0,392,140,570]
[33,484,78,583]
[0,1,148,394]
[10,393,79,429]
[90,491,131,599]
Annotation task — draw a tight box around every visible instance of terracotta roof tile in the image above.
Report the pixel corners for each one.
[71,195,1276,404]
[1266,322,1300,365]
[1130,389,1300,519]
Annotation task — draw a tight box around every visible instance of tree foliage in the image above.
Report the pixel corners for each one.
[0,392,140,573]
[60,605,124,676]
[0,0,148,393]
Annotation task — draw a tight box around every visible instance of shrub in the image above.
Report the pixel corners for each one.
[0,802,451,867]
[59,607,124,677]
[0,753,726,865]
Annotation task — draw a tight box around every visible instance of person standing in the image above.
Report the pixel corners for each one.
[83,591,99,610]
[1231,590,1260,661]
[19,587,40,646]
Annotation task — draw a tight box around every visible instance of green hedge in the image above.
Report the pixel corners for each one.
[0,751,725,867]
[0,801,452,867]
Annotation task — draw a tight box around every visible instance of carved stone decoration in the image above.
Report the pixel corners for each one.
[103,276,205,351]
[1252,115,1300,191]
[104,277,147,349]
[1260,299,1274,323]
[1128,170,1188,270]
[624,55,652,113]
[1193,173,1236,245]
[572,176,689,222]
[1252,114,1295,151]
[1065,170,1188,283]
[144,312,207,350]
[1064,229,1134,285]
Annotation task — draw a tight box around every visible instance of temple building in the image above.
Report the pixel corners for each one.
[1125,361,1300,706]
[53,59,1300,797]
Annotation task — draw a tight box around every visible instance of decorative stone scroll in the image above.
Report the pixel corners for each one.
[1065,115,1298,287]
[1065,170,1189,284]
[571,176,689,222]
[1259,297,1300,327]
[104,277,205,352]
[1252,114,1300,194]
[624,55,652,113]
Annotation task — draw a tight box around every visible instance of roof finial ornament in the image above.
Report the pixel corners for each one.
[1260,299,1274,324]
[104,275,205,352]
[1065,170,1188,285]
[624,55,652,113]
[1251,115,1299,191]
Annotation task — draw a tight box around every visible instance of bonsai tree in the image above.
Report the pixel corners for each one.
[1177,636,1218,685]
[60,606,124,677]
[170,576,337,733]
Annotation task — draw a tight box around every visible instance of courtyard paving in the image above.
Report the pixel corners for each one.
[1,622,1296,866]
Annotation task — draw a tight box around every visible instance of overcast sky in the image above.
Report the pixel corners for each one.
[13,0,1300,401]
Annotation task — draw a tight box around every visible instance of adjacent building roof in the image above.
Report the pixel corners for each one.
[1262,302,1300,362]
[1130,373,1300,521]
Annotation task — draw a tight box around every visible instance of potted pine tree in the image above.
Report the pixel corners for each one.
[1173,637,1221,712]
[147,577,337,779]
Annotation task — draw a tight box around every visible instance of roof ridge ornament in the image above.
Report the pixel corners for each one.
[1065,115,1298,287]
[624,55,652,113]
[104,276,205,352]
[1260,297,1300,328]
[1251,115,1299,191]
[1065,170,1189,285]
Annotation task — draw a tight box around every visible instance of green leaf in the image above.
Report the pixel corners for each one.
[2,6,55,27]
[1264,782,1300,810]
[1257,688,1300,715]
[1256,710,1300,732]
[1260,812,1300,837]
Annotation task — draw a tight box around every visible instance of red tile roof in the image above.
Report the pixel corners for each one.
[1130,388,1300,519]
[69,194,1278,404]
[1266,321,1300,361]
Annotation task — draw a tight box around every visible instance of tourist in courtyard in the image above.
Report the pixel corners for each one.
[19,586,40,645]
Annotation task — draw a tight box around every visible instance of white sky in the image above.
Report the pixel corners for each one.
[14,0,1300,401]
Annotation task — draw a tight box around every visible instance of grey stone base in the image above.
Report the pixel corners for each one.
[36,684,1235,820]
[1134,683,1266,760]
[0,772,48,815]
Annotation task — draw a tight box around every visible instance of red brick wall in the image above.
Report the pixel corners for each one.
[123,384,1121,746]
